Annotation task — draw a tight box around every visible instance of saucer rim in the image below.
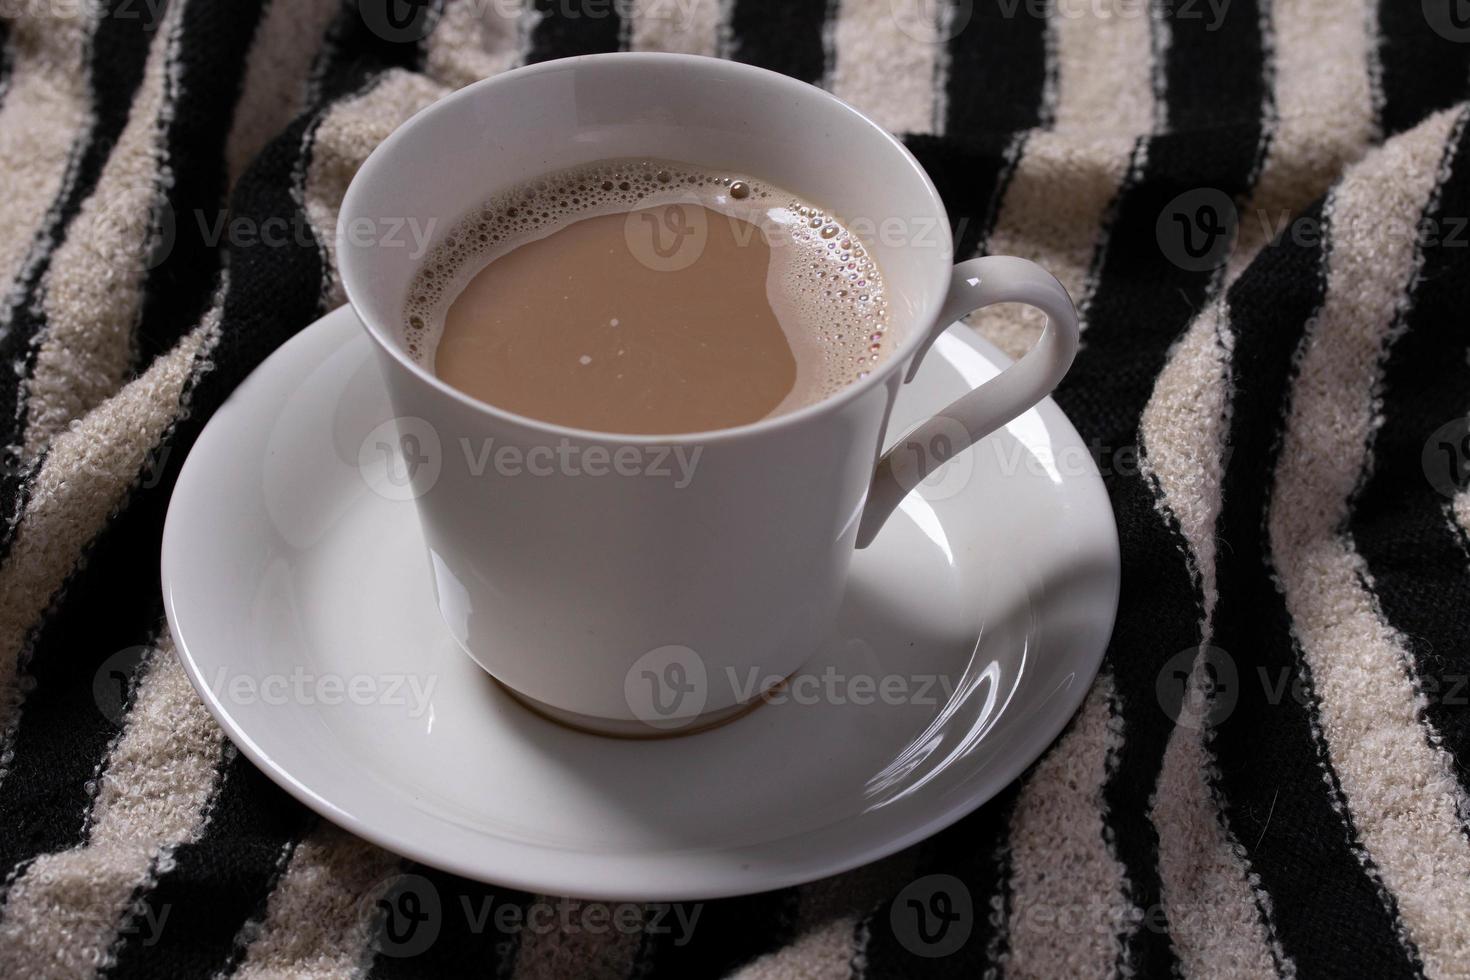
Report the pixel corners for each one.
[163,304,1119,901]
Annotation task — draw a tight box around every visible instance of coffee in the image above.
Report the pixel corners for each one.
[403,160,893,434]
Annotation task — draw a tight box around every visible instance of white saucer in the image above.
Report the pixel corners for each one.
[162,305,1118,901]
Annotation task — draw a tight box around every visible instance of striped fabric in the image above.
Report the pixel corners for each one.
[0,0,1468,976]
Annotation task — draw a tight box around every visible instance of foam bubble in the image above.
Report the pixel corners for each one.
[402,159,895,412]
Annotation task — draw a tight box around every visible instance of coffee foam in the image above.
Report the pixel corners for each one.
[402,159,895,413]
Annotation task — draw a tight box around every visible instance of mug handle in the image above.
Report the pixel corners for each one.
[855,255,1080,548]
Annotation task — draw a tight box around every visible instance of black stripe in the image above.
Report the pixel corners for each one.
[1350,113,1470,803]
[0,18,14,112]
[317,0,444,103]
[365,869,533,978]
[1208,198,1423,977]
[1049,1,1267,973]
[1377,0,1470,138]
[525,0,624,64]
[633,889,798,978]
[929,0,1051,261]
[131,0,270,366]
[725,0,829,84]
[903,132,1025,265]
[943,0,1048,137]
[0,0,154,559]
[858,786,1020,978]
[104,749,316,979]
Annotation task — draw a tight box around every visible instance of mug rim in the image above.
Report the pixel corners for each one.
[339,52,954,446]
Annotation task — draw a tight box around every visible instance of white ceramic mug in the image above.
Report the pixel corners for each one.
[338,53,1078,736]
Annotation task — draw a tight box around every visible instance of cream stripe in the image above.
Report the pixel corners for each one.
[224,0,342,189]
[0,640,224,980]
[729,916,856,980]
[968,1,1153,360]
[1453,489,1470,542]
[0,4,96,317]
[625,0,723,57]
[826,0,938,136]
[1152,664,1288,979]
[0,301,221,759]
[1270,107,1470,980]
[1140,300,1289,978]
[425,0,528,91]
[511,897,643,980]
[21,0,189,458]
[1139,301,1231,624]
[1005,675,1130,980]
[230,825,400,980]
